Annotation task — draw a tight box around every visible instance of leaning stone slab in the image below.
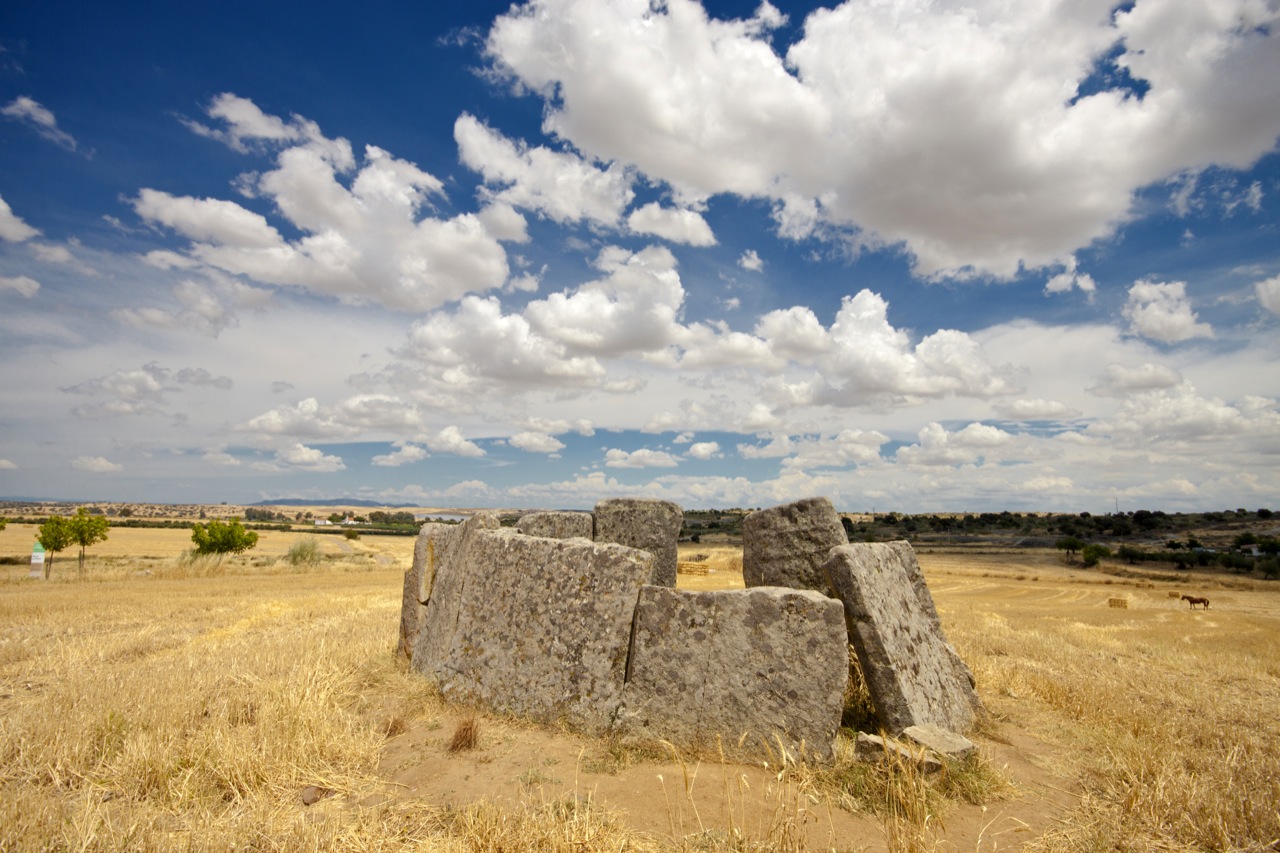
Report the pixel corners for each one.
[517,511,595,540]
[616,585,848,762]
[429,529,653,735]
[822,542,982,735]
[399,521,457,659]
[594,498,683,587]
[411,513,502,674]
[742,497,848,596]
[853,732,943,774]
[901,724,976,760]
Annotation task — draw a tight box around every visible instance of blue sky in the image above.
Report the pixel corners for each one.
[2,0,1278,513]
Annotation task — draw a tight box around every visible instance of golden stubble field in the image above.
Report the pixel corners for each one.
[1,522,1278,852]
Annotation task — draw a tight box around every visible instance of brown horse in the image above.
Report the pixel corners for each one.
[1181,594,1210,610]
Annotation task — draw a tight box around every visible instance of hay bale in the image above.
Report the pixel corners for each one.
[1108,597,1129,609]
[677,561,709,575]
[1168,590,1182,598]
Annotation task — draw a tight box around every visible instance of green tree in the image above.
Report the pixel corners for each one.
[1233,532,1259,549]
[37,516,74,579]
[0,517,7,532]
[68,507,110,570]
[1117,545,1145,565]
[1055,536,1085,559]
[190,518,259,556]
[1082,543,1112,567]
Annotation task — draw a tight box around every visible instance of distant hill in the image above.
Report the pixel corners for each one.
[252,498,418,509]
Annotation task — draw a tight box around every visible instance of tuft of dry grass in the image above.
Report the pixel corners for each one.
[448,715,481,753]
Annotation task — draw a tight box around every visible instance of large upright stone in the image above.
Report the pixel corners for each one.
[399,522,456,659]
[742,497,848,596]
[616,586,848,761]
[517,511,594,540]
[429,529,654,734]
[822,542,982,735]
[411,513,501,675]
[593,498,683,587]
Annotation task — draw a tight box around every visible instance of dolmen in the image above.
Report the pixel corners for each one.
[399,496,982,763]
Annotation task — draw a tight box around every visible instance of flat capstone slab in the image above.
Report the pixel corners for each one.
[425,528,654,735]
[823,541,982,735]
[593,498,683,587]
[616,585,848,761]
[516,510,595,540]
[742,497,848,596]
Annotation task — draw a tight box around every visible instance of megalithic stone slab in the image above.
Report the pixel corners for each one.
[594,498,683,587]
[616,585,848,761]
[822,542,982,735]
[516,511,595,540]
[742,497,848,596]
[411,513,501,676]
[431,529,654,735]
[398,521,456,659]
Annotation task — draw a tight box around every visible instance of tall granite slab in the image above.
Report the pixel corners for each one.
[822,542,982,735]
[593,498,683,587]
[411,513,501,675]
[616,585,848,761]
[742,497,848,596]
[429,529,654,734]
[516,511,595,540]
[399,521,456,659]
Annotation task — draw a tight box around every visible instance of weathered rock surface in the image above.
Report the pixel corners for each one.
[616,585,848,761]
[411,514,501,673]
[517,511,595,540]
[823,541,982,735]
[853,732,943,774]
[742,497,848,596]
[901,723,976,759]
[427,529,654,734]
[399,521,456,659]
[593,498,683,587]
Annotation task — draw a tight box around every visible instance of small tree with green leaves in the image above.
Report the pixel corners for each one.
[190,518,259,556]
[1055,536,1085,560]
[0,517,7,532]
[37,516,73,579]
[68,507,110,570]
[1082,543,1112,567]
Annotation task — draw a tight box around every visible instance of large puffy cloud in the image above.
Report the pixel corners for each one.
[752,291,1015,405]
[400,294,607,397]
[486,0,1280,279]
[136,96,509,312]
[895,422,1014,468]
[455,113,634,226]
[1122,280,1214,343]
[626,203,716,246]
[525,245,687,357]
[1089,382,1280,446]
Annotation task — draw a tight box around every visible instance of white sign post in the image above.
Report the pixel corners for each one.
[30,542,45,579]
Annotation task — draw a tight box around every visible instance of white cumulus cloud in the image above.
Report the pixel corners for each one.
[1122,280,1214,343]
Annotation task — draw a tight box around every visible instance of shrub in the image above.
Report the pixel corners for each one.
[286,536,323,566]
[190,518,259,555]
[1081,544,1111,567]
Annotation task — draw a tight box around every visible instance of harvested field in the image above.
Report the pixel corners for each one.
[1,527,1277,851]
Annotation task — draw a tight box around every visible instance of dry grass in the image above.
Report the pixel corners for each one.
[2,531,1278,851]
